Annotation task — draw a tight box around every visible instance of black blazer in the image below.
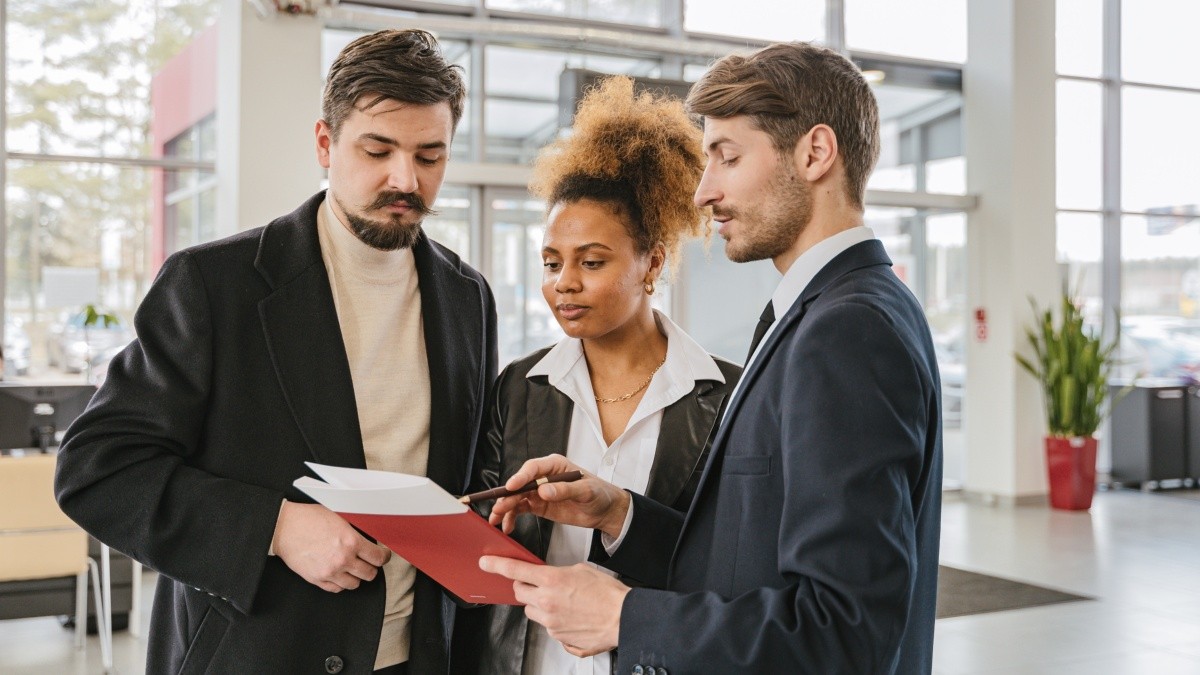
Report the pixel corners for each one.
[457,345,741,675]
[597,240,943,674]
[54,191,498,675]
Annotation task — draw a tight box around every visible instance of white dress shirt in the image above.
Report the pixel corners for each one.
[522,310,725,675]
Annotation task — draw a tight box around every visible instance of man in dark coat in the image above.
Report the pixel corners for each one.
[55,30,496,675]
[480,41,943,675]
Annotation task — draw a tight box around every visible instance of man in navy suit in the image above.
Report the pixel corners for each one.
[481,41,942,674]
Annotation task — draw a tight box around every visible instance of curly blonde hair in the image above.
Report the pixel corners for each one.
[530,76,710,273]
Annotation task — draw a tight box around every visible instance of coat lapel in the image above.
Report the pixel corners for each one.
[413,233,487,495]
[672,240,895,560]
[644,379,724,509]
[525,377,573,556]
[256,192,367,470]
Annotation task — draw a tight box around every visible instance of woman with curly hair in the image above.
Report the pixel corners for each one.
[455,76,742,675]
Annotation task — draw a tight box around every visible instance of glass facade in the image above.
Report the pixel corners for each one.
[1,0,971,440]
[1056,0,1200,389]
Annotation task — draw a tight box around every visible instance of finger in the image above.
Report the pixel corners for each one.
[536,477,603,503]
[346,557,380,582]
[505,454,578,491]
[479,555,550,586]
[356,540,391,567]
[331,571,363,591]
[317,580,344,593]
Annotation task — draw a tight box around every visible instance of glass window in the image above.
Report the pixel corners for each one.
[1122,86,1200,213]
[925,212,966,483]
[483,45,660,164]
[1056,80,1103,210]
[1056,212,1103,321]
[684,0,823,42]
[1122,0,1200,89]
[163,116,217,256]
[6,161,153,377]
[846,0,967,63]
[1057,0,1103,77]
[487,0,663,27]
[484,100,560,165]
[5,0,219,156]
[424,186,472,264]
[1119,214,1200,381]
[871,85,962,194]
[926,157,965,195]
[488,191,560,366]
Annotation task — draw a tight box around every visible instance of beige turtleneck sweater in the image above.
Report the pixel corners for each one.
[317,197,432,670]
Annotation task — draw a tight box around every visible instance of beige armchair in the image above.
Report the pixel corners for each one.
[0,453,111,671]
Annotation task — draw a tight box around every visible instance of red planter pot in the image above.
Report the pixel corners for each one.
[1045,435,1098,510]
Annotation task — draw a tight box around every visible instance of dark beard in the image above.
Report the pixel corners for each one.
[339,191,437,251]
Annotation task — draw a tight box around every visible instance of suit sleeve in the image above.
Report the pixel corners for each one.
[616,301,934,673]
[589,491,683,588]
[54,252,283,614]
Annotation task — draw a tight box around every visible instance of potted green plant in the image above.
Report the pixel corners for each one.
[1015,285,1122,510]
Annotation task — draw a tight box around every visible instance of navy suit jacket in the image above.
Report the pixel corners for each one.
[597,240,942,674]
[55,191,498,675]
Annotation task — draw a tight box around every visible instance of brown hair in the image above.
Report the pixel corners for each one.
[322,29,466,140]
[687,42,880,208]
[530,76,709,273]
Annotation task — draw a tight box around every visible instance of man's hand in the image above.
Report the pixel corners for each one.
[272,501,392,593]
[488,454,630,538]
[480,556,628,655]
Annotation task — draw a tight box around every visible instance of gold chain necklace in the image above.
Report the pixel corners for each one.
[594,355,668,404]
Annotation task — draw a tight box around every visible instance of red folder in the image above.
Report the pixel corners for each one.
[294,463,541,605]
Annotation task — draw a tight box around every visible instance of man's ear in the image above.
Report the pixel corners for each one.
[793,124,839,183]
[316,120,333,170]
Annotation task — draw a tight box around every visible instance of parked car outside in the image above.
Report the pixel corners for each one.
[3,317,32,377]
[1119,315,1200,384]
[46,309,133,374]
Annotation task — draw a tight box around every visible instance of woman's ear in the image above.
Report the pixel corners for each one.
[646,242,667,282]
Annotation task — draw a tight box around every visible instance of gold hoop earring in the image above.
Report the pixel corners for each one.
[644,281,655,295]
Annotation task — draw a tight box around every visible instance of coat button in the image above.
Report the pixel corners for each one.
[646,667,658,675]
[632,667,644,675]
[324,656,344,674]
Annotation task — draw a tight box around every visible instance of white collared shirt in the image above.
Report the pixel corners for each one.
[522,310,724,675]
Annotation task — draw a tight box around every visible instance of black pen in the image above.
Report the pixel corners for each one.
[458,470,584,505]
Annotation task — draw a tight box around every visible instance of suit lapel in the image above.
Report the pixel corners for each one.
[671,240,895,569]
[414,233,486,495]
[256,192,366,470]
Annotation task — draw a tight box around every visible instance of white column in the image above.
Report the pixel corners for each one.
[217,0,323,235]
[963,0,1059,504]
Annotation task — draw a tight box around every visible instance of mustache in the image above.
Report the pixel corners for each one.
[712,206,737,220]
[368,191,437,217]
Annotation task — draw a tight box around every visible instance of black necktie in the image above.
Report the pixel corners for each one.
[746,301,775,364]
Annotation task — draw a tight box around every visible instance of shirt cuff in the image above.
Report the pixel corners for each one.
[268,499,286,556]
[599,498,635,555]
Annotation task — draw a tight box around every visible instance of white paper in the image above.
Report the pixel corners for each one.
[293,462,467,516]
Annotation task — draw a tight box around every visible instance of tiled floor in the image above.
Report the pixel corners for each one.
[937,489,1200,674]
[3,489,1200,674]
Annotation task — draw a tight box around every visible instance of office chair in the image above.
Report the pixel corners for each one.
[0,453,112,671]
